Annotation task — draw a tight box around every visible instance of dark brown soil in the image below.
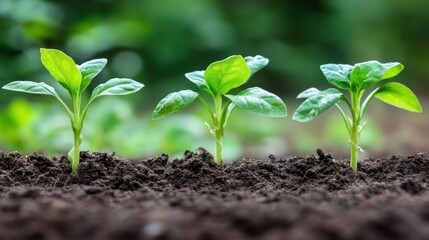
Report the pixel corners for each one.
[0,148,428,240]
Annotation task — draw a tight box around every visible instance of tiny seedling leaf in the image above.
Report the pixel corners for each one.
[225,87,287,117]
[244,55,269,76]
[2,81,60,97]
[296,87,321,99]
[90,78,144,100]
[293,88,343,122]
[185,71,212,94]
[374,82,422,112]
[79,58,108,94]
[350,60,384,90]
[320,64,352,90]
[153,90,199,119]
[40,48,82,94]
[204,55,251,95]
[381,62,404,80]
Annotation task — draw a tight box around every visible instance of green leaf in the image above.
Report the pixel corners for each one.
[350,60,384,90]
[40,48,82,94]
[381,62,404,80]
[320,64,352,90]
[244,55,269,75]
[2,80,73,117]
[185,71,212,94]
[204,55,251,95]
[374,82,422,112]
[78,58,108,94]
[296,88,321,99]
[293,88,343,122]
[153,90,199,119]
[90,78,144,100]
[2,81,60,97]
[225,87,287,117]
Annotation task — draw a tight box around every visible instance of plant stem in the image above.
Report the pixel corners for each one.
[349,121,359,172]
[349,91,361,173]
[70,94,82,175]
[72,130,81,174]
[214,95,223,165]
[215,128,223,165]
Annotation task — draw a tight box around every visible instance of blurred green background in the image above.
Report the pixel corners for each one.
[0,0,427,160]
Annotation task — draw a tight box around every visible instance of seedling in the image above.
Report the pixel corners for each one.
[153,55,287,164]
[2,48,144,174]
[293,60,422,172]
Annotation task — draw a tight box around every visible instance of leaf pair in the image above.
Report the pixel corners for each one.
[184,55,270,96]
[3,49,143,113]
[294,61,421,122]
[153,86,286,120]
[40,49,106,96]
[153,55,286,120]
[3,78,142,107]
[320,61,404,92]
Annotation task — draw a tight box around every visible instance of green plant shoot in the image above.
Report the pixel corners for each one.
[293,61,422,172]
[153,55,287,164]
[2,48,144,174]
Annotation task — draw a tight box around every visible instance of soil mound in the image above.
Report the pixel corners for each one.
[0,149,428,240]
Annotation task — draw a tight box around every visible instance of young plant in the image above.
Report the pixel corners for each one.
[2,48,144,174]
[293,60,422,172]
[153,55,287,164]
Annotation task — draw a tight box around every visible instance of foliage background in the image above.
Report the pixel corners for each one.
[0,0,428,160]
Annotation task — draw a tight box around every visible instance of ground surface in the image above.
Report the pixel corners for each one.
[0,148,428,240]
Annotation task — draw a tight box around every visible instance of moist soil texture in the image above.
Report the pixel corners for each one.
[0,148,428,240]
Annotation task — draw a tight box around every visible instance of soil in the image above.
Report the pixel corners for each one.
[0,148,428,240]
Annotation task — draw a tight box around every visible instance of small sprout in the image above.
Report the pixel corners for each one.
[2,48,144,174]
[293,61,422,172]
[153,55,287,164]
